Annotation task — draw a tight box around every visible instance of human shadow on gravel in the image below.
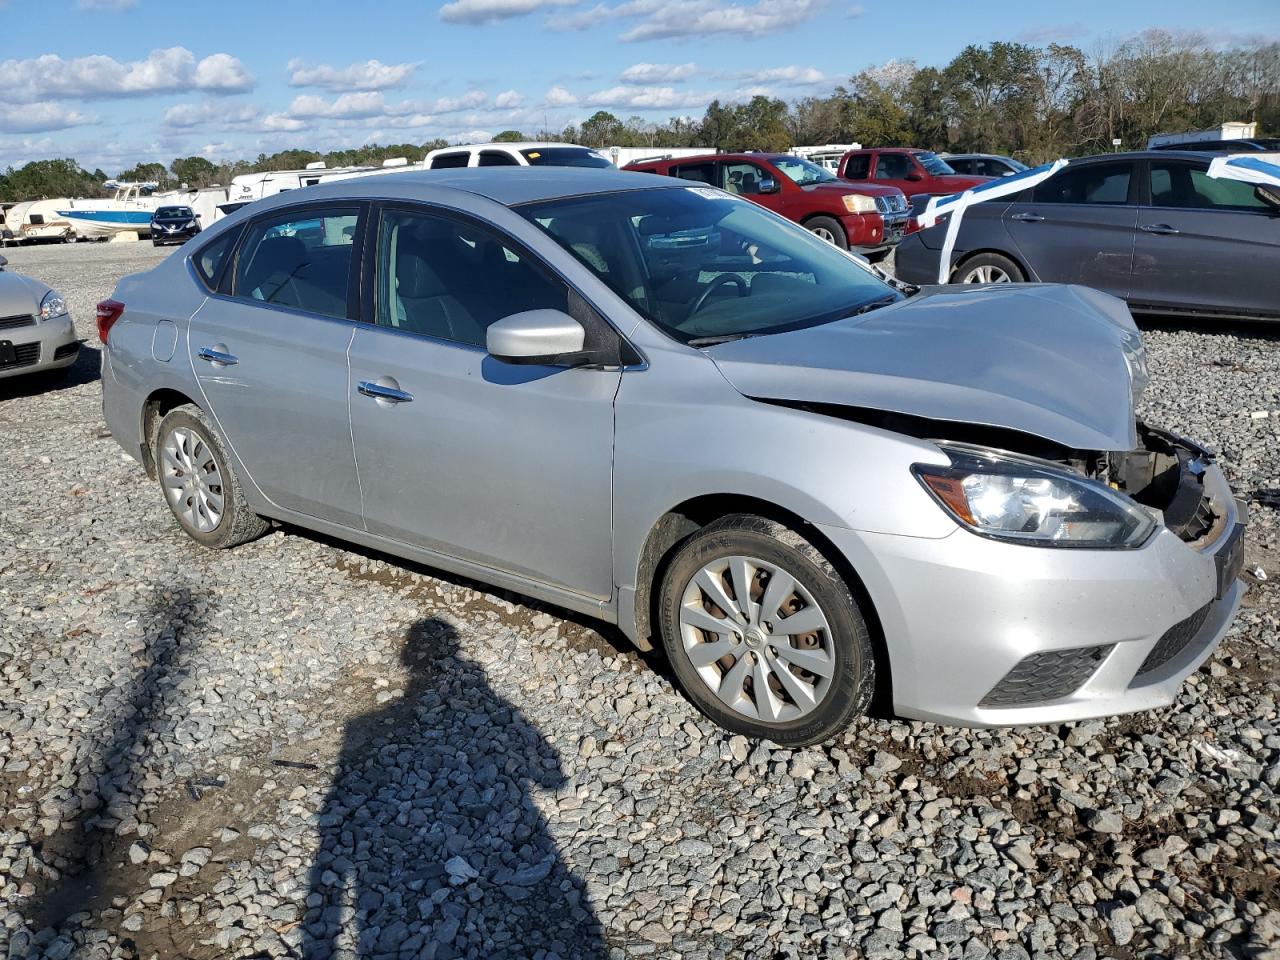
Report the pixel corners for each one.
[22,584,205,933]
[303,618,605,960]
[0,342,101,401]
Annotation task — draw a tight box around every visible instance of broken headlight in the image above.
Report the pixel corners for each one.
[1120,329,1149,402]
[914,446,1157,548]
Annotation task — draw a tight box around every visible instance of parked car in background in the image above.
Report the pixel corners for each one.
[100,168,1246,745]
[837,148,991,199]
[625,152,908,259]
[1149,138,1280,153]
[894,151,1280,320]
[150,205,202,246]
[0,255,79,379]
[943,154,1029,178]
[424,142,612,170]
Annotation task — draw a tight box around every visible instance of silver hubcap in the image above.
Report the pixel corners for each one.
[963,264,1011,283]
[809,226,837,244]
[161,426,225,534]
[678,555,835,724]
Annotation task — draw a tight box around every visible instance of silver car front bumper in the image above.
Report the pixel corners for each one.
[0,313,79,380]
[820,462,1246,727]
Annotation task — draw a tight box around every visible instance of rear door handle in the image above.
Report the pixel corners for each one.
[357,380,414,404]
[1010,212,1044,222]
[197,346,238,365]
[1141,223,1180,235]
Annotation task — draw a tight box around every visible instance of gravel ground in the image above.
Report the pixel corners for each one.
[1,240,1277,960]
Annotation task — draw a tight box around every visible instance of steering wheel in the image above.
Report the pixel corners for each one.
[690,274,748,315]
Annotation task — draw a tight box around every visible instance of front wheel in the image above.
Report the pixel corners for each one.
[805,216,848,250]
[657,514,876,746]
[154,404,269,549]
[953,252,1024,284]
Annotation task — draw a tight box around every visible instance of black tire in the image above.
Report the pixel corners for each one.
[805,216,848,250]
[953,252,1024,284]
[657,514,875,747]
[153,404,269,549]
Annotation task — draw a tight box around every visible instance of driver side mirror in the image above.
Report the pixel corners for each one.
[1256,185,1280,210]
[487,309,622,368]
[758,177,780,194]
[905,172,923,182]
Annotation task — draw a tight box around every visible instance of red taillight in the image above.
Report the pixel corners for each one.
[96,299,124,343]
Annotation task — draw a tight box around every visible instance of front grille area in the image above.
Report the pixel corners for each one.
[1134,603,1211,682]
[0,314,35,331]
[874,195,909,214]
[980,645,1114,707]
[0,342,40,370]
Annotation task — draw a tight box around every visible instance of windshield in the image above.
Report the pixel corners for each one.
[1004,157,1029,173]
[155,206,193,218]
[520,147,612,168]
[914,152,957,176]
[770,155,837,186]
[520,186,895,344]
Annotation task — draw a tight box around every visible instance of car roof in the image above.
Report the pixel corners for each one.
[230,167,673,212]
[427,141,595,153]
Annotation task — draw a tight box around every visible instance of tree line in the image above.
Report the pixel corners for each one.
[2,32,1276,202]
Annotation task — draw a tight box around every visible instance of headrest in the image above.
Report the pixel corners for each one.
[395,248,449,299]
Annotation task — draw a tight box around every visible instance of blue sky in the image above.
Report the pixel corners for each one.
[2,0,1278,173]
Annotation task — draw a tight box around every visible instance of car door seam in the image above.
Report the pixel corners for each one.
[345,325,367,531]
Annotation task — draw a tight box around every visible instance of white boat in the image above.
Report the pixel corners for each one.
[55,184,164,239]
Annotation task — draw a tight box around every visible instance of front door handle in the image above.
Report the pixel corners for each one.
[1010,212,1045,222]
[1141,223,1180,235]
[197,346,238,366]
[357,380,414,404]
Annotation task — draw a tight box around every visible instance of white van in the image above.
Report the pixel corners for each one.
[423,142,611,170]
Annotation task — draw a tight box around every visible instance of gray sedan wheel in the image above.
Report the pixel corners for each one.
[658,514,875,746]
[155,404,268,549]
[954,252,1025,284]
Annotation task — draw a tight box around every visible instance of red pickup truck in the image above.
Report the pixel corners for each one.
[837,148,991,199]
[625,152,910,260]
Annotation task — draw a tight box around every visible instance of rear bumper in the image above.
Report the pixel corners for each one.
[0,314,79,379]
[817,463,1246,727]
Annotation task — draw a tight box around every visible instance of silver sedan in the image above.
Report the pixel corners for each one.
[0,255,79,380]
[99,169,1246,745]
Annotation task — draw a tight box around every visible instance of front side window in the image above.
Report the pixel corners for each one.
[430,152,470,169]
[770,155,837,187]
[232,207,359,318]
[722,162,768,196]
[914,152,956,176]
[874,153,913,179]
[843,154,871,179]
[375,208,565,348]
[1032,163,1132,205]
[1149,161,1272,212]
[520,147,611,168]
[478,150,519,167]
[521,187,895,345]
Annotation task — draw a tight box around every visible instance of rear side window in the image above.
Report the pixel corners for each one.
[232,207,360,318]
[430,152,470,169]
[478,150,518,167]
[671,163,716,184]
[1033,163,1132,205]
[843,155,871,179]
[1149,161,1272,212]
[192,229,239,291]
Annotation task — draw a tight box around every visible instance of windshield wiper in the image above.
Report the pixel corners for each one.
[687,333,756,347]
[847,294,900,317]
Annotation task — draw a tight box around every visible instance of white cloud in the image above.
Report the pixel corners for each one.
[440,0,577,24]
[286,58,419,91]
[76,0,136,9]
[431,90,489,113]
[543,85,579,107]
[0,102,96,133]
[619,62,697,84]
[162,101,265,129]
[282,90,488,122]
[584,84,704,109]
[733,65,827,85]
[494,89,524,108]
[549,0,825,40]
[0,48,254,103]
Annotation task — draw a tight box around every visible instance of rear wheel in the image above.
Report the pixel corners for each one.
[805,216,848,250]
[954,252,1024,284]
[154,404,268,549]
[657,514,875,746]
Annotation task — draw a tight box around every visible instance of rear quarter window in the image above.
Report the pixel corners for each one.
[191,228,241,292]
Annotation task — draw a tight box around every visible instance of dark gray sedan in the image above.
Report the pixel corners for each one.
[895,151,1280,321]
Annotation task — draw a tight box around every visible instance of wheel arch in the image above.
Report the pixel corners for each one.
[139,388,201,478]
[799,212,847,242]
[629,493,892,709]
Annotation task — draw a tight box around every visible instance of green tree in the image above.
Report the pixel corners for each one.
[0,158,104,202]
[493,129,526,142]
[170,155,218,189]
[579,111,625,147]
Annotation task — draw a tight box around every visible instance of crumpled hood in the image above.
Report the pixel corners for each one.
[0,271,50,318]
[707,283,1142,452]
